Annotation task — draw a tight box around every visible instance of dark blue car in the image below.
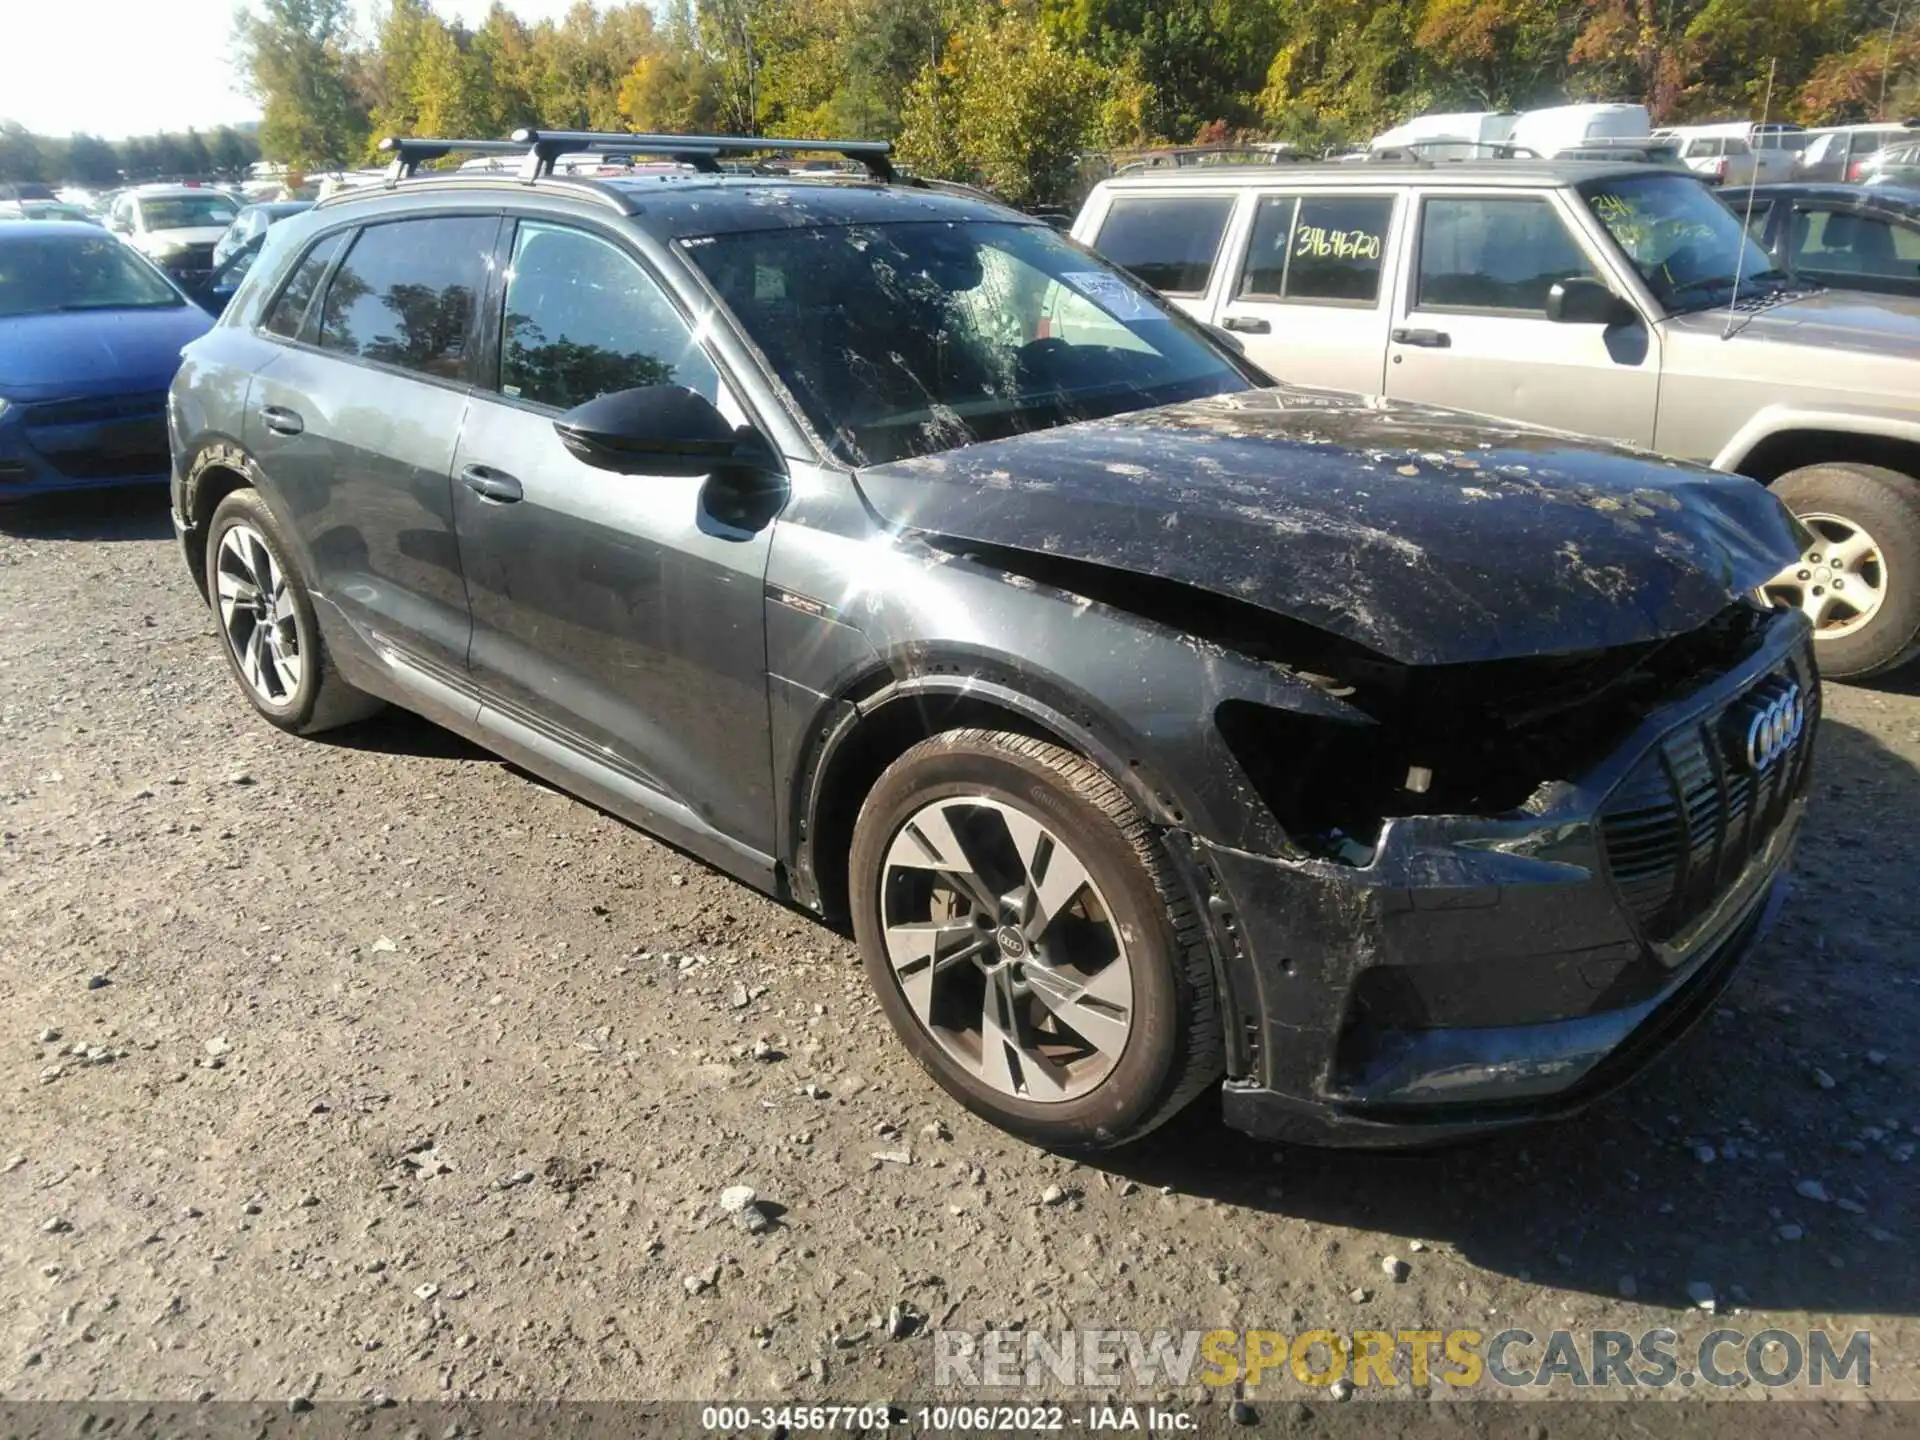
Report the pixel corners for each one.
[0,221,213,499]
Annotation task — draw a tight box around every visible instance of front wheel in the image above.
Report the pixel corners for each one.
[848,729,1223,1150]
[1764,463,1920,680]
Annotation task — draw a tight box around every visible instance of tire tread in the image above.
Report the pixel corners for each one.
[873,728,1224,1146]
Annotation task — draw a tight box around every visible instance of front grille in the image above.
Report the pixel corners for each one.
[160,243,216,277]
[42,442,170,480]
[1599,652,1818,943]
[22,393,171,481]
[24,392,169,427]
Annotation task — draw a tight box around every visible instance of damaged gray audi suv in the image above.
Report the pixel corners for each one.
[170,131,1817,1150]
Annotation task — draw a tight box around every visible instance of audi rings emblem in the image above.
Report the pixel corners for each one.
[1738,683,1805,772]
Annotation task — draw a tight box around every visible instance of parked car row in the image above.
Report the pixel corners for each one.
[1365,110,1920,189]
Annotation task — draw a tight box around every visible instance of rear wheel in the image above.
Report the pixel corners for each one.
[207,489,383,734]
[1765,463,1920,680]
[848,729,1222,1150]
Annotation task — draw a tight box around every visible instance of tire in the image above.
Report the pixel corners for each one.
[1766,464,1920,681]
[848,728,1223,1150]
[205,489,384,735]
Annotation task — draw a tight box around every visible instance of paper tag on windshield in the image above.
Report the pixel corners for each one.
[1062,271,1156,320]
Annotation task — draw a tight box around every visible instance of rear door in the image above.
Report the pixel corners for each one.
[1383,189,1659,445]
[246,213,499,678]
[1082,191,1237,323]
[1211,189,1398,395]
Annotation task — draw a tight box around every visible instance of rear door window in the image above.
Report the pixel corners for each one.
[1237,194,1394,303]
[1094,195,1235,296]
[316,216,497,381]
[1415,196,1599,313]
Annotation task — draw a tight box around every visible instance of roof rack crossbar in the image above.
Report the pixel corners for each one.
[376,136,529,185]
[511,129,895,181]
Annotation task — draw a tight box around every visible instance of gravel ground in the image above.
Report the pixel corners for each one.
[1,490,1916,1410]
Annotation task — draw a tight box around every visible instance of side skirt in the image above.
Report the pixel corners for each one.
[315,593,782,899]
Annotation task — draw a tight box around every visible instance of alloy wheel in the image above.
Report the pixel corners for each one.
[215,523,303,705]
[1765,511,1887,639]
[879,795,1134,1102]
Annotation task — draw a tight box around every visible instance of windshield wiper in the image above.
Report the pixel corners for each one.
[1665,267,1791,311]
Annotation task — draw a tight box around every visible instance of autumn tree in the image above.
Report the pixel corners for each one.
[897,5,1145,206]
[235,0,368,168]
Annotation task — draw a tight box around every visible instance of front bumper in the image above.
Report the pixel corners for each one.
[0,391,173,499]
[1205,611,1815,1147]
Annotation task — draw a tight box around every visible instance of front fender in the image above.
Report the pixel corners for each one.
[769,525,1366,864]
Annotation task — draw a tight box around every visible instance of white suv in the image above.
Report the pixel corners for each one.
[1074,159,1920,678]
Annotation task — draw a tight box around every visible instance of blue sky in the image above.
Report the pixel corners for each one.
[2,0,592,138]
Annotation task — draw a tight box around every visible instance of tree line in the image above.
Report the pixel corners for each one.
[0,122,261,186]
[116,0,1920,207]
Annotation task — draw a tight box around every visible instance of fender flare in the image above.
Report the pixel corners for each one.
[790,663,1263,1078]
[178,437,270,595]
[1712,404,1920,476]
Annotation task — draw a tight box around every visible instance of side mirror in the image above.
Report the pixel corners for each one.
[106,215,130,234]
[553,385,776,476]
[1205,323,1246,356]
[1546,276,1637,326]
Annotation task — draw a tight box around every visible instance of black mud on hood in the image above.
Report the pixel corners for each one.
[853,388,1802,665]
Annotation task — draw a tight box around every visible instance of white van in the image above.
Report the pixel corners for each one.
[1505,103,1653,157]
[1367,111,1518,159]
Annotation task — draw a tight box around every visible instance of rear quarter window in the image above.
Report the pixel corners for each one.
[262,231,347,340]
[1094,195,1235,296]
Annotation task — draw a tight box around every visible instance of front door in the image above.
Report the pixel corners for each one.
[451,218,778,852]
[1213,191,1398,396]
[1384,192,1660,446]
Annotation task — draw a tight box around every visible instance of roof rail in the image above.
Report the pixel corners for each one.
[377,129,898,187]
[376,136,527,184]
[510,129,895,182]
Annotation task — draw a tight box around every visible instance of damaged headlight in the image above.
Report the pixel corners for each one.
[1215,701,1434,866]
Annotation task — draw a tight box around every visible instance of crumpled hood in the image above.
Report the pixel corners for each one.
[0,305,212,400]
[854,387,1802,665]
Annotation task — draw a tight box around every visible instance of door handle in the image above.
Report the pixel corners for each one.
[1391,327,1452,348]
[1222,315,1271,334]
[258,404,304,436]
[460,464,523,504]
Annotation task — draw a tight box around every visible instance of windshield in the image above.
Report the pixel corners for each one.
[138,194,239,231]
[683,221,1250,464]
[1580,173,1782,311]
[0,231,183,317]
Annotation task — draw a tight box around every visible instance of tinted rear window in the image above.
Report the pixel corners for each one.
[317,216,496,380]
[1095,195,1235,295]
